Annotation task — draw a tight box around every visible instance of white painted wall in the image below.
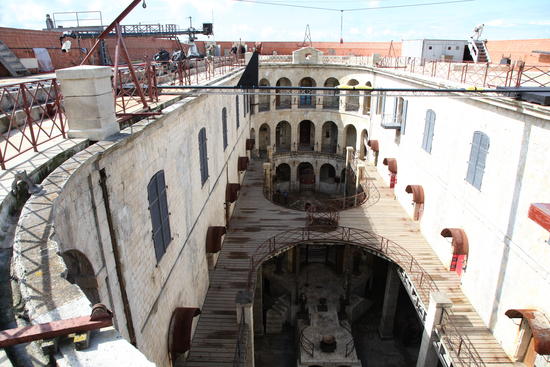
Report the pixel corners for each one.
[368,70,550,360]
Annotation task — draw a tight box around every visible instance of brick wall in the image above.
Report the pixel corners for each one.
[213,40,401,56]
[0,26,182,76]
[486,39,550,65]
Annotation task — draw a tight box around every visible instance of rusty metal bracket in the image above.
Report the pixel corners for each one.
[0,304,113,348]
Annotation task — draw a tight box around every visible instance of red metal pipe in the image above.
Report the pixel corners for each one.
[81,0,144,65]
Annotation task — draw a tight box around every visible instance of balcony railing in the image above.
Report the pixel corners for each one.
[0,79,66,170]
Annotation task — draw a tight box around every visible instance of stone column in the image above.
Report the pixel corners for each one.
[267,146,273,163]
[236,291,255,367]
[378,264,401,339]
[290,163,298,191]
[253,270,264,336]
[416,292,453,367]
[56,65,119,140]
[263,163,272,200]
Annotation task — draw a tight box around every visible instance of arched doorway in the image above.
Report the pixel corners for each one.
[276,78,291,109]
[61,250,100,305]
[297,162,315,191]
[259,78,270,111]
[275,121,291,152]
[250,128,256,140]
[319,163,337,193]
[259,123,270,156]
[359,129,368,159]
[299,77,316,108]
[344,124,357,150]
[321,121,338,153]
[275,163,291,194]
[345,79,360,111]
[298,120,315,151]
[323,77,340,110]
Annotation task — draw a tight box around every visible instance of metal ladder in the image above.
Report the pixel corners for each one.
[0,40,30,76]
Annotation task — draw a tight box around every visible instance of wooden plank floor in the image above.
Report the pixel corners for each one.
[185,160,513,366]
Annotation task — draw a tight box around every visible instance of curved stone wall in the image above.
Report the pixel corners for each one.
[13,69,249,366]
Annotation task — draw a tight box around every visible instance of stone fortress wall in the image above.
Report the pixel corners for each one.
[10,56,550,366]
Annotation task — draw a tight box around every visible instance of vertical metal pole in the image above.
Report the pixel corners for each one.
[483,63,489,87]
[113,27,121,110]
[53,81,67,138]
[117,23,148,110]
[21,84,38,152]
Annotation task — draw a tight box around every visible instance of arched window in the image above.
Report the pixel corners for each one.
[422,110,436,153]
[148,170,172,262]
[299,77,316,108]
[323,78,340,109]
[345,79,359,111]
[235,96,240,129]
[363,81,372,115]
[258,79,270,111]
[466,131,489,189]
[199,128,209,185]
[276,78,291,109]
[222,108,228,150]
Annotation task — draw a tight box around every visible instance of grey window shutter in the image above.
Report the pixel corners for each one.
[466,132,482,185]
[156,172,171,250]
[401,100,408,133]
[222,108,228,150]
[199,128,209,185]
[236,96,240,129]
[473,133,489,189]
[148,171,170,262]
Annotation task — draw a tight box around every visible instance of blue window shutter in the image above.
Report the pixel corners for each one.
[427,110,435,153]
[421,111,430,151]
[236,96,240,129]
[222,108,228,150]
[466,132,482,186]
[401,100,408,133]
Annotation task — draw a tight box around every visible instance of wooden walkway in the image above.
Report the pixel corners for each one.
[185,159,513,366]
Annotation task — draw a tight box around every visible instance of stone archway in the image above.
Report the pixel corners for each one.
[61,249,100,304]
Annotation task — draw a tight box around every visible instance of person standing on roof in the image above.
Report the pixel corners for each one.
[472,24,484,40]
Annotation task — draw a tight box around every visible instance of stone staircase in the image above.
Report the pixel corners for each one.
[265,294,291,334]
[468,39,491,63]
[0,41,30,77]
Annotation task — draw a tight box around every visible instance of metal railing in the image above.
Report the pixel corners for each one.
[339,319,356,358]
[233,308,248,367]
[115,55,245,118]
[246,226,438,307]
[0,79,66,170]
[306,204,339,228]
[436,308,486,367]
[376,56,550,88]
[299,327,314,357]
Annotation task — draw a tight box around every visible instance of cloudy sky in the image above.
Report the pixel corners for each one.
[1,0,549,42]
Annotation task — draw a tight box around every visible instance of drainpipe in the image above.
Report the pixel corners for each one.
[98,168,137,346]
